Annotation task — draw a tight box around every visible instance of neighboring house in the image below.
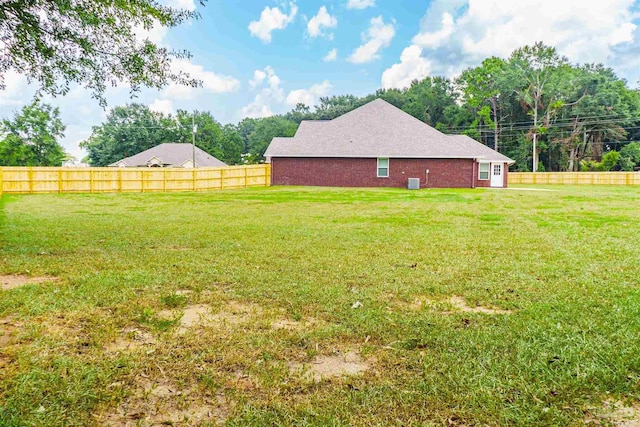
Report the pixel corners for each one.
[109,143,227,168]
[264,99,514,188]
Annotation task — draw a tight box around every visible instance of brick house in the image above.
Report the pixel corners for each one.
[264,99,514,188]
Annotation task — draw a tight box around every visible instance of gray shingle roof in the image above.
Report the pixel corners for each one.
[264,98,514,163]
[109,143,227,167]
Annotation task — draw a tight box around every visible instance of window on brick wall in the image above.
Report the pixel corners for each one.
[479,163,490,180]
[377,158,389,177]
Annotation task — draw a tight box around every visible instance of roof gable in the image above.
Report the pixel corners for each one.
[109,143,227,167]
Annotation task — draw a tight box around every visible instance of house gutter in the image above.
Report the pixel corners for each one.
[472,158,477,189]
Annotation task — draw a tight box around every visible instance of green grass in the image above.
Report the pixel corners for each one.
[1,185,640,426]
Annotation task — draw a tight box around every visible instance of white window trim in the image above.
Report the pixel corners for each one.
[377,157,389,178]
[478,162,490,180]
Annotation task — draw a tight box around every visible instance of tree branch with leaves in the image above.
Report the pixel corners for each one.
[0,0,205,106]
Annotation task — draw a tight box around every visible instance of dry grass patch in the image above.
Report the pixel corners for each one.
[211,301,262,327]
[0,317,17,348]
[0,274,57,291]
[289,349,370,382]
[270,316,322,331]
[0,318,19,371]
[446,296,512,315]
[105,328,156,354]
[393,294,512,315]
[100,378,230,426]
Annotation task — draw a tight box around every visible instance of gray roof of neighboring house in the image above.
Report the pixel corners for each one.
[264,98,514,163]
[109,143,227,167]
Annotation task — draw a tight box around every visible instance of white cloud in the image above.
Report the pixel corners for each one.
[347,0,375,9]
[165,0,196,11]
[163,58,240,100]
[240,66,284,119]
[347,16,395,64]
[132,21,168,45]
[0,71,29,107]
[409,0,639,77]
[307,6,338,39]
[249,70,267,88]
[239,103,274,119]
[248,3,298,43]
[149,99,174,115]
[323,48,338,62]
[381,45,432,89]
[286,80,332,107]
[412,12,454,48]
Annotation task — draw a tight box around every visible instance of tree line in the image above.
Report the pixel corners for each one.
[3,42,640,171]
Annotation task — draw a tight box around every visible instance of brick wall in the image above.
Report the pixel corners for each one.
[271,157,504,188]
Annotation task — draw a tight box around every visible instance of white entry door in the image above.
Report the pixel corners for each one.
[490,163,503,187]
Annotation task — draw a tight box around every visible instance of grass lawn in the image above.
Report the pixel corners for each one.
[1,185,640,426]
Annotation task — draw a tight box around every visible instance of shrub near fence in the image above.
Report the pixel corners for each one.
[0,164,271,196]
[509,172,640,186]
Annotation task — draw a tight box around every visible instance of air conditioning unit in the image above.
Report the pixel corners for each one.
[407,178,420,190]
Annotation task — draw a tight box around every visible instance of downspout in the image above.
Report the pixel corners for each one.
[472,159,477,189]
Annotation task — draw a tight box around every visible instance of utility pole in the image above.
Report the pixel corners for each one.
[532,132,537,172]
[192,115,197,168]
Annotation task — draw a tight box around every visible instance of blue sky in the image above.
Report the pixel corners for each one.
[2,0,640,160]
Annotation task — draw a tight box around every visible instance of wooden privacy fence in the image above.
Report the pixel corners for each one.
[509,172,640,185]
[0,164,271,196]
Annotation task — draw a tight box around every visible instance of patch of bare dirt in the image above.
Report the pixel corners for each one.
[156,304,212,335]
[105,328,156,354]
[178,304,213,334]
[399,295,511,315]
[0,275,57,291]
[101,379,230,426]
[158,302,262,334]
[586,400,640,426]
[447,296,512,315]
[289,350,370,382]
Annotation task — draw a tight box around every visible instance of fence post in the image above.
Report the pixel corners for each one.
[0,167,3,197]
[192,168,196,192]
[141,169,145,193]
[89,169,94,193]
[244,166,248,188]
[220,168,225,190]
[163,168,167,192]
[28,167,33,194]
[118,168,122,192]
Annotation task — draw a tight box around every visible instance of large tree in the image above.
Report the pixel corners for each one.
[508,42,569,171]
[246,116,298,162]
[0,101,66,166]
[168,110,243,165]
[81,104,244,166]
[80,104,168,166]
[0,0,202,106]
[457,57,508,151]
